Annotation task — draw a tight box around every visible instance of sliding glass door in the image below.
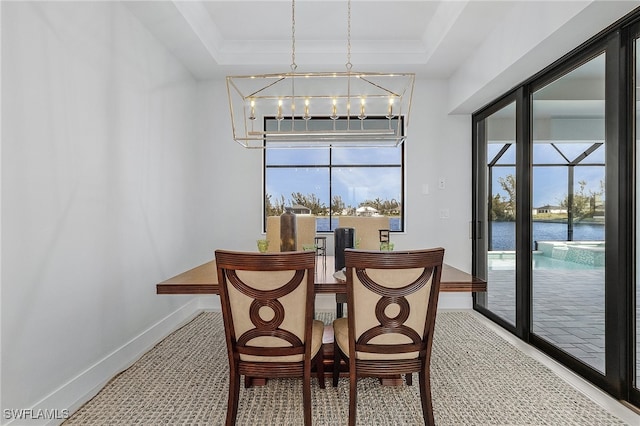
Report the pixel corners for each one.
[474,20,640,406]
[474,100,518,328]
[634,30,640,404]
[531,53,606,372]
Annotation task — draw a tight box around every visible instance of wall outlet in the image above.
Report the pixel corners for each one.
[438,177,446,190]
[439,208,450,219]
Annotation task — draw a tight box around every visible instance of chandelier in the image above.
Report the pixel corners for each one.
[226,0,415,149]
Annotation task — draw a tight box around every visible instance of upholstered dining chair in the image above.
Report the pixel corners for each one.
[332,248,445,426]
[215,250,325,426]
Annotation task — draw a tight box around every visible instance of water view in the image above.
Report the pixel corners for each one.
[491,221,604,251]
[315,217,402,232]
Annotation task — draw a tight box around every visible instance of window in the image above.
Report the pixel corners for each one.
[264,118,404,233]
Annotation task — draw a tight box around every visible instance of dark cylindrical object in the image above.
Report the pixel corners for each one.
[334,227,355,271]
[280,209,297,251]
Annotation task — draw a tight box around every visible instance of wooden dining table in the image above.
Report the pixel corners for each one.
[156,254,486,386]
[156,255,487,295]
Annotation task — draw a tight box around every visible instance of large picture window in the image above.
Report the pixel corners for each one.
[264,118,404,233]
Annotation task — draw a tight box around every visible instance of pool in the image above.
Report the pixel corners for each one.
[488,251,601,270]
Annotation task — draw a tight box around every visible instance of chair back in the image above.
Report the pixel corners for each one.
[215,250,316,362]
[344,248,444,360]
[265,215,317,252]
[338,216,389,250]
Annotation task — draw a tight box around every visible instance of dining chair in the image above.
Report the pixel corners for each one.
[215,250,325,426]
[332,248,445,426]
[337,215,389,250]
[265,215,317,252]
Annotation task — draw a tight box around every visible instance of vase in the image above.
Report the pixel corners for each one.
[280,209,297,251]
[334,227,355,271]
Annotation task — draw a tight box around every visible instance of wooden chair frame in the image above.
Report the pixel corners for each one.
[332,248,445,426]
[215,250,324,426]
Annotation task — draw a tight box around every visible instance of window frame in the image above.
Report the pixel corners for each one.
[262,117,406,234]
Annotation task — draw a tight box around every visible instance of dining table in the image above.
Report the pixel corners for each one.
[156,255,487,295]
[156,254,486,386]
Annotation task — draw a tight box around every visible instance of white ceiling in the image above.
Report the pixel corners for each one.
[124,0,517,79]
[124,1,640,112]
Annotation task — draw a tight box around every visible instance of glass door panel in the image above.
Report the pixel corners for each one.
[479,101,517,325]
[531,53,606,372]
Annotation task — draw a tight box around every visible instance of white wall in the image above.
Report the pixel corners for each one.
[395,80,472,272]
[1,2,206,423]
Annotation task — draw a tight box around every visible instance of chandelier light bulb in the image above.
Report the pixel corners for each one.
[358,98,366,120]
[276,99,284,121]
[330,98,338,120]
[386,98,395,119]
[249,99,256,120]
[303,98,310,120]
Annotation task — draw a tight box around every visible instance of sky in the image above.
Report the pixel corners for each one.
[490,141,605,208]
[265,140,606,211]
[265,145,402,209]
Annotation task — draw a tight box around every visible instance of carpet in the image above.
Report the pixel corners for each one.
[63,311,628,425]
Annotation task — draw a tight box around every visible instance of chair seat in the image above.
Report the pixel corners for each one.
[333,317,419,360]
[240,320,325,362]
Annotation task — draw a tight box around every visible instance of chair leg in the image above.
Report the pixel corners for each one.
[315,351,325,389]
[348,359,357,426]
[226,369,241,426]
[405,372,413,386]
[303,367,312,426]
[418,369,435,426]
[333,340,341,387]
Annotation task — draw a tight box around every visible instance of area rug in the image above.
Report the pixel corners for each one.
[63,311,628,425]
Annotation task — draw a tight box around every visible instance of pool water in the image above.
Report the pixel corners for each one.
[488,252,601,270]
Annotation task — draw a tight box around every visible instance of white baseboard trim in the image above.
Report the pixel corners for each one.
[9,298,204,426]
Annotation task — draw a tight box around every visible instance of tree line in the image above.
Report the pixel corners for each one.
[491,174,604,221]
[265,193,401,216]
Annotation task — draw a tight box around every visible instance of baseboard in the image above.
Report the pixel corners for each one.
[10,298,203,426]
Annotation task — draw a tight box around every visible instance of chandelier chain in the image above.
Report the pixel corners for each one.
[346,0,352,70]
[291,0,297,71]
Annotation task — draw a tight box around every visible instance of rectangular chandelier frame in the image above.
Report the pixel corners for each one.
[226,71,415,149]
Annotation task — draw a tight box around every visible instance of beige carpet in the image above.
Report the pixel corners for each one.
[63,311,628,425]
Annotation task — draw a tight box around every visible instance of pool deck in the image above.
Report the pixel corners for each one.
[486,256,639,379]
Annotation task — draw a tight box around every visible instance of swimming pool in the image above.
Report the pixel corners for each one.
[488,251,601,270]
